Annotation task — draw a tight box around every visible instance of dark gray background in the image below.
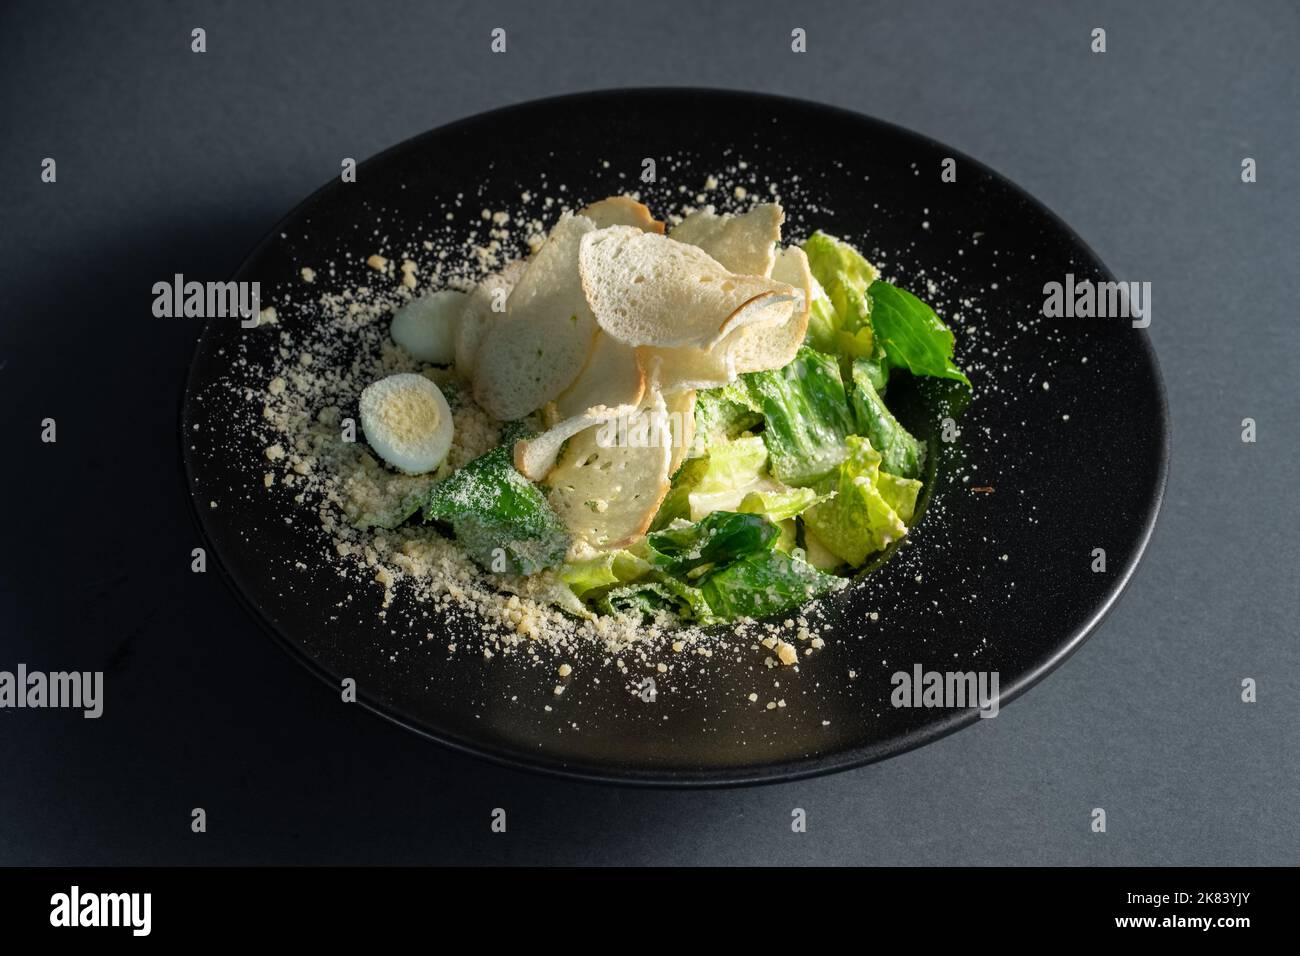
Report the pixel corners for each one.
[1,0,1296,865]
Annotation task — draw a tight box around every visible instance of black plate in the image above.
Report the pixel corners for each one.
[182,89,1168,786]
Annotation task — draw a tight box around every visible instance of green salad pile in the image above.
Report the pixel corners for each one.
[556,233,970,623]
[351,197,969,627]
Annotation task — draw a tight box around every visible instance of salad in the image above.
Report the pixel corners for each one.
[352,195,969,626]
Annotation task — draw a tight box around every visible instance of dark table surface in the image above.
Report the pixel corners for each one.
[1,0,1296,865]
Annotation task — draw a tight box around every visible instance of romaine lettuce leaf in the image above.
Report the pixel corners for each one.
[653,434,776,527]
[876,470,922,525]
[422,446,569,575]
[867,282,970,386]
[700,549,846,620]
[800,527,847,571]
[743,347,856,487]
[801,232,968,390]
[801,231,878,359]
[651,456,708,530]
[849,359,925,480]
[696,434,768,495]
[646,511,779,575]
[804,271,839,356]
[593,576,713,623]
[694,380,762,453]
[737,486,826,522]
[654,430,829,532]
[560,549,651,598]
[803,435,908,567]
[685,434,771,519]
[854,354,889,395]
[775,518,798,553]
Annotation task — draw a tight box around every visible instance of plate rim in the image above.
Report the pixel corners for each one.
[180,86,1171,788]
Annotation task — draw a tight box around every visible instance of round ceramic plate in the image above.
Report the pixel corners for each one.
[182,89,1168,786]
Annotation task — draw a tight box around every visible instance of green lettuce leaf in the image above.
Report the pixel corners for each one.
[686,434,771,519]
[700,550,846,620]
[849,359,925,480]
[800,527,847,571]
[774,518,798,553]
[737,486,826,522]
[804,271,843,356]
[743,347,856,487]
[651,456,708,530]
[876,471,922,525]
[593,577,713,623]
[646,511,780,575]
[801,231,879,359]
[803,435,907,567]
[694,434,768,494]
[422,446,569,575]
[560,550,651,598]
[652,434,777,527]
[854,354,889,395]
[693,380,763,453]
[801,232,967,390]
[867,282,970,386]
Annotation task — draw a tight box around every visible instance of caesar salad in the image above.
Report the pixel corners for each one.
[344,195,969,627]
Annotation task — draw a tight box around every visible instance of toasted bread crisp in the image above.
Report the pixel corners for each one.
[668,202,785,277]
[726,245,812,374]
[578,226,796,350]
[513,399,641,481]
[554,331,646,419]
[473,213,599,420]
[545,387,673,550]
[455,258,528,379]
[578,195,665,234]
